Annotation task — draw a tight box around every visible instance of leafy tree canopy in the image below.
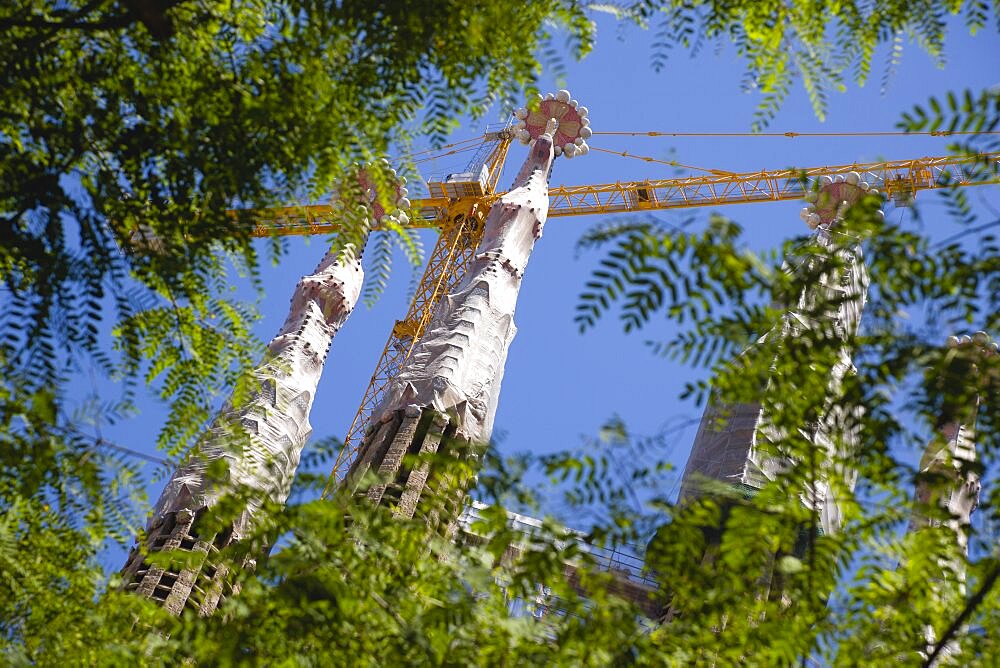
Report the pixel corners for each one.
[1,0,998,664]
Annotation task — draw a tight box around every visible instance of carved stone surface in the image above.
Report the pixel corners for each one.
[909,333,993,553]
[678,179,872,535]
[904,333,991,660]
[346,133,557,520]
[746,228,870,534]
[121,244,364,615]
[912,421,981,552]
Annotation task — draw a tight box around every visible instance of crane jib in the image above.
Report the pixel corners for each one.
[240,152,1000,237]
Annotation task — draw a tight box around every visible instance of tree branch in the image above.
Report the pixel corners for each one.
[932,218,1000,248]
[923,561,1000,666]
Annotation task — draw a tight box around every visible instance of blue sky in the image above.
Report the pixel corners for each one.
[88,13,1000,563]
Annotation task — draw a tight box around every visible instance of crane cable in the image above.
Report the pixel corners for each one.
[394,128,1000,167]
[392,135,485,163]
[392,128,1000,166]
[593,130,1000,138]
[411,143,482,165]
[392,128,1000,179]
[589,145,737,176]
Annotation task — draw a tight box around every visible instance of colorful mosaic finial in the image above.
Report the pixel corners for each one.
[513,89,591,158]
[800,171,883,229]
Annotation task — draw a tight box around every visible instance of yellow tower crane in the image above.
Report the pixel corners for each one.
[241,131,1000,482]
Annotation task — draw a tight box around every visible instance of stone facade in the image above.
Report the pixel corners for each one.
[678,178,872,536]
[121,244,364,615]
[909,333,993,550]
[345,133,557,523]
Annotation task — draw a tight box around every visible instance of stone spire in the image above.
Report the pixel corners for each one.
[121,243,364,615]
[903,332,992,663]
[910,332,993,552]
[344,91,590,523]
[345,135,553,522]
[677,173,877,534]
[657,175,877,623]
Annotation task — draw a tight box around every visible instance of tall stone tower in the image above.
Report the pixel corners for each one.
[655,175,878,623]
[121,243,364,615]
[910,332,993,551]
[897,332,993,662]
[343,91,591,524]
[344,134,554,522]
[677,174,876,534]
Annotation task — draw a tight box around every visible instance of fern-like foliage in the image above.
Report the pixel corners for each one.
[900,88,1000,227]
[0,0,595,572]
[361,231,395,309]
[632,0,997,128]
[576,215,776,338]
[880,31,905,95]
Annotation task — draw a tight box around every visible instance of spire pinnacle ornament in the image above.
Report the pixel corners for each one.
[800,171,884,230]
[513,89,591,157]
